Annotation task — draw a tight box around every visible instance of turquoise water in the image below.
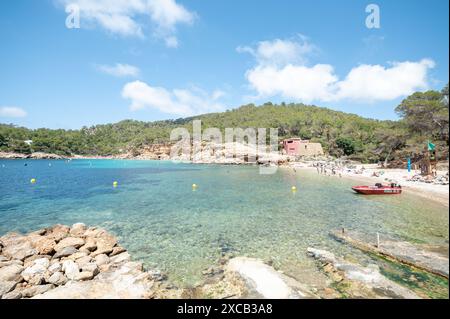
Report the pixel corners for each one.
[0,159,448,288]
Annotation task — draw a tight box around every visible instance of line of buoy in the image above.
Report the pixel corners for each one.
[25,178,297,196]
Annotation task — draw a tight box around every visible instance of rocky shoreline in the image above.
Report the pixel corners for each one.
[0,152,65,160]
[0,224,178,299]
[2,223,445,299]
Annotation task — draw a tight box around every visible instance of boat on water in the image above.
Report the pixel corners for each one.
[352,183,402,195]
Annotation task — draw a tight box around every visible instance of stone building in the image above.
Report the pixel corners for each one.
[282,138,324,157]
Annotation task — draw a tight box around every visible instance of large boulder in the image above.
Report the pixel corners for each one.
[65,251,88,261]
[1,235,38,261]
[21,284,54,298]
[47,272,68,286]
[110,246,126,257]
[46,225,70,242]
[21,258,50,283]
[54,246,78,259]
[83,228,118,257]
[1,289,22,299]
[0,281,17,298]
[0,264,24,282]
[24,255,50,268]
[33,237,57,255]
[48,262,62,274]
[79,238,97,252]
[80,263,99,276]
[54,237,85,251]
[69,223,87,237]
[33,261,155,299]
[62,260,80,280]
[94,254,109,267]
[0,260,23,268]
[109,252,131,265]
[74,271,94,281]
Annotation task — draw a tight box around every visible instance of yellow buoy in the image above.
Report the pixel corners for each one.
[192,183,198,190]
[291,186,297,192]
[113,181,118,187]
[30,178,37,184]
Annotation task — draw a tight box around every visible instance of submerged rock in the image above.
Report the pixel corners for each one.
[330,230,449,279]
[307,248,421,299]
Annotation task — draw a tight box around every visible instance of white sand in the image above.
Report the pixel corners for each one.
[339,167,449,206]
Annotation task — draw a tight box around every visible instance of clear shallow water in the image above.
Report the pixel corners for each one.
[0,159,448,288]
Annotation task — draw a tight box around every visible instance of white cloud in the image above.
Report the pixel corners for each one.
[122,81,225,116]
[246,64,338,103]
[0,107,27,118]
[240,37,435,103]
[335,59,435,101]
[96,63,140,77]
[164,36,179,48]
[237,35,316,67]
[60,0,195,46]
[148,0,194,32]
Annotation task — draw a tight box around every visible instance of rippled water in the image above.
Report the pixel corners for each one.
[0,159,448,290]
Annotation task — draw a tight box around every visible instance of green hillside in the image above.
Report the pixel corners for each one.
[1,85,448,164]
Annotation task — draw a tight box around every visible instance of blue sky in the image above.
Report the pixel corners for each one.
[0,0,448,129]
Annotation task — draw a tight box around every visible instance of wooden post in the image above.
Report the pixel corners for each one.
[376,232,380,248]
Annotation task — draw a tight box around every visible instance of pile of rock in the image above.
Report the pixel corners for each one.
[0,152,64,160]
[0,223,168,299]
[406,172,449,185]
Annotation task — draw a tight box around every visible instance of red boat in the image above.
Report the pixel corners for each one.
[352,183,402,195]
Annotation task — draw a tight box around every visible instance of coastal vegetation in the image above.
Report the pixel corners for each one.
[1,84,448,163]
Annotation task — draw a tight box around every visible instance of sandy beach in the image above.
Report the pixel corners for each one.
[288,163,449,207]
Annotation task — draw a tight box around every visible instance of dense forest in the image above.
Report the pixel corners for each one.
[1,84,448,164]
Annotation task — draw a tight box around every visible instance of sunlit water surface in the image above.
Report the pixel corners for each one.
[0,160,448,292]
